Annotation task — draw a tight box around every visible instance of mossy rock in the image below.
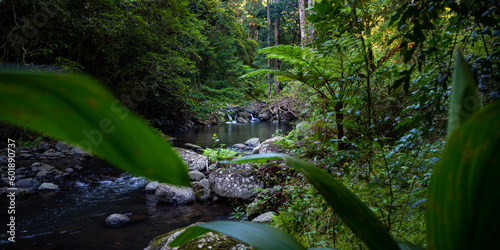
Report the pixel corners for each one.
[145,223,251,250]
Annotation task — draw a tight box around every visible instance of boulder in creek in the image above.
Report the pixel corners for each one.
[144,181,161,193]
[258,109,272,121]
[31,162,54,172]
[175,147,208,172]
[209,168,264,200]
[155,184,195,205]
[236,117,249,123]
[251,211,276,223]
[192,179,212,202]
[41,149,64,158]
[15,178,41,189]
[37,182,60,191]
[252,136,285,154]
[55,141,90,155]
[144,222,250,250]
[188,171,206,181]
[184,143,204,154]
[244,138,260,147]
[105,213,131,227]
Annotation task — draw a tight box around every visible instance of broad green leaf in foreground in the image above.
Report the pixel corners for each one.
[0,72,190,186]
[169,221,308,250]
[446,50,480,138]
[428,100,500,249]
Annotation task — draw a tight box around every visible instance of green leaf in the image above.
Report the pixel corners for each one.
[0,72,190,186]
[446,50,481,138]
[231,154,400,250]
[428,101,500,249]
[170,221,307,250]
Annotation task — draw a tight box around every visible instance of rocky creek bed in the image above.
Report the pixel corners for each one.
[0,135,286,249]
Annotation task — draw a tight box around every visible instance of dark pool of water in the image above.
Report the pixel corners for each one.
[171,121,292,148]
[0,176,233,249]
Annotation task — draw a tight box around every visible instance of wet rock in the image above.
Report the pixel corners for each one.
[238,111,252,119]
[145,222,247,250]
[55,141,89,155]
[192,179,212,201]
[0,155,7,165]
[36,171,48,179]
[41,149,64,158]
[184,143,204,154]
[35,141,51,153]
[244,138,260,147]
[252,136,284,154]
[237,117,248,123]
[38,182,60,191]
[209,168,264,200]
[65,168,74,173]
[230,143,247,149]
[258,110,272,121]
[105,213,131,227]
[31,162,54,172]
[278,111,297,123]
[155,184,195,205]
[144,181,161,193]
[188,171,205,181]
[175,148,208,172]
[48,169,63,176]
[15,178,41,189]
[252,211,276,223]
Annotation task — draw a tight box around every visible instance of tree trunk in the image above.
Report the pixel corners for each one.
[298,0,306,48]
[274,0,280,96]
[308,0,314,46]
[267,0,272,100]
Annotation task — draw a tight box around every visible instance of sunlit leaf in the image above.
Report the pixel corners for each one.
[0,72,190,186]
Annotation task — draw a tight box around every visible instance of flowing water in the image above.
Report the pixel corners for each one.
[0,121,291,249]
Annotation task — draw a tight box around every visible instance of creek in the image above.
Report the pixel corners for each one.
[0,121,292,249]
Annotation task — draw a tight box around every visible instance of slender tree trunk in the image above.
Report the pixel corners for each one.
[335,101,345,150]
[267,0,272,100]
[274,0,280,96]
[298,0,306,48]
[308,0,314,46]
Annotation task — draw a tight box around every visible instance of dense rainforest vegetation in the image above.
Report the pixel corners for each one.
[1,0,499,248]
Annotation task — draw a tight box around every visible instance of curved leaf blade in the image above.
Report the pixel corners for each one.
[170,221,307,250]
[231,153,400,250]
[428,101,500,249]
[446,50,481,138]
[0,72,190,186]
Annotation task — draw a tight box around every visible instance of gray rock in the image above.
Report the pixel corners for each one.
[192,179,212,201]
[175,148,208,172]
[188,171,205,181]
[15,178,41,189]
[252,136,284,154]
[236,117,248,123]
[252,211,276,223]
[56,141,89,155]
[41,149,64,157]
[184,143,204,154]
[144,181,161,193]
[48,169,63,176]
[155,184,195,205]
[0,155,7,165]
[31,162,54,172]
[238,111,252,119]
[230,143,247,149]
[36,171,48,178]
[35,141,51,153]
[105,213,131,227]
[209,168,264,200]
[244,138,261,147]
[258,110,272,121]
[38,182,60,191]
[65,168,74,173]
[278,111,297,123]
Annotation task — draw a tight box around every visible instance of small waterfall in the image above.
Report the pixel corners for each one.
[250,113,258,122]
[226,114,237,124]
